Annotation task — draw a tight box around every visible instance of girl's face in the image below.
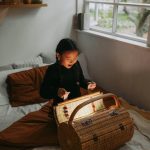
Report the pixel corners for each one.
[57,50,79,69]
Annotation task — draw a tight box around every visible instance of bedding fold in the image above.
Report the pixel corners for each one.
[0,100,59,147]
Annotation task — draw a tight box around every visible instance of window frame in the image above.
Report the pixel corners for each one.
[84,0,150,45]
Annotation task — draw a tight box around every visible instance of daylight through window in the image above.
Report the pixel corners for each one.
[84,0,150,43]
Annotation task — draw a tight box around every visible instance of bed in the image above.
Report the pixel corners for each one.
[0,54,149,150]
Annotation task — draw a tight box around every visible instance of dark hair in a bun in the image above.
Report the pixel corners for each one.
[56,38,79,54]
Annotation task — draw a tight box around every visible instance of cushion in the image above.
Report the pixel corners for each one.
[6,66,49,107]
[39,53,56,64]
[0,67,32,106]
[12,56,43,69]
[0,65,13,72]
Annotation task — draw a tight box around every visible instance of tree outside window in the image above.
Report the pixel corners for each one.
[88,0,150,41]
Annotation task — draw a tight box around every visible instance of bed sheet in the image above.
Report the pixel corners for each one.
[0,102,47,132]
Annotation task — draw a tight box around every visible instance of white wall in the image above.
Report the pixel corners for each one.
[0,0,76,65]
[77,31,150,110]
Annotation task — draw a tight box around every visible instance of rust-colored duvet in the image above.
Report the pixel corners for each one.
[0,100,58,148]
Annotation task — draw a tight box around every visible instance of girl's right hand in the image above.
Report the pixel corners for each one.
[88,81,96,90]
[58,88,70,100]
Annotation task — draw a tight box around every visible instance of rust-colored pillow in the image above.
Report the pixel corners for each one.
[6,66,49,107]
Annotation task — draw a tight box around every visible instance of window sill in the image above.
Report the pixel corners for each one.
[76,29,150,49]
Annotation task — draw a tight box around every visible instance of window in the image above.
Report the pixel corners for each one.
[84,0,150,44]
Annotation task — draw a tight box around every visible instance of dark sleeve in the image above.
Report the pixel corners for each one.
[40,66,59,99]
[77,61,91,89]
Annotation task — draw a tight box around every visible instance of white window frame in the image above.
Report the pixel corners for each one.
[84,0,150,45]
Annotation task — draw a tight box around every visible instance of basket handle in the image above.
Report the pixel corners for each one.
[68,93,120,126]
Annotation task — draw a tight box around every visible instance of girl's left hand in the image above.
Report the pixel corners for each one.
[88,82,96,90]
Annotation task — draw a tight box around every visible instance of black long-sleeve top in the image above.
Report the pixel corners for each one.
[40,61,89,105]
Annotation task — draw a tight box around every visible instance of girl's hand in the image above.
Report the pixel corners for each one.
[88,82,96,90]
[58,88,70,100]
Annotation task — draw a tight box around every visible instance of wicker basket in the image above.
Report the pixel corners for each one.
[54,93,134,150]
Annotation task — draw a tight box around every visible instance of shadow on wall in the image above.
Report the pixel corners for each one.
[77,32,150,110]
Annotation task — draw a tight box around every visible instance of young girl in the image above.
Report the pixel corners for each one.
[40,38,96,105]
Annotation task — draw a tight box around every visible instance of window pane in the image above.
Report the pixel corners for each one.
[117,6,150,39]
[89,3,97,26]
[119,0,150,4]
[89,3,113,31]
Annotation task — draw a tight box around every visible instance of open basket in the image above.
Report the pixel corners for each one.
[54,92,134,150]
